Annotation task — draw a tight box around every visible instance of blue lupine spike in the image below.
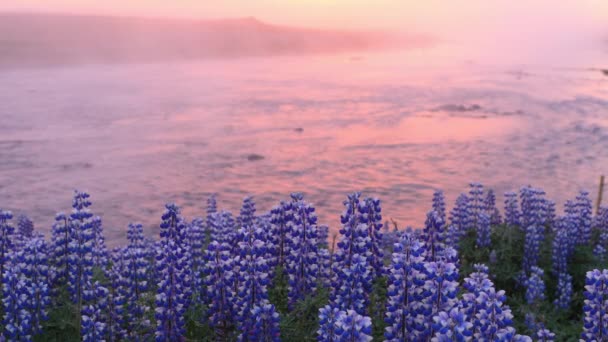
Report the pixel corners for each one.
[537,327,556,341]
[448,193,469,247]
[207,193,218,227]
[360,197,383,279]
[204,241,236,339]
[91,216,109,268]
[187,218,206,307]
[432,190,447,226]
[420,260,460,339]
[68,190,95,309]
[248,303,281,342]
[432,307,473,342]
[269,201,294,267]
[581,269,608,342]
[81,281,108,342]
[422,210,446,261]
[476,212,491,248]
[473,288,517,341]
[0,210,15,287]
[21,235,51,337]
[51,212,71,287]
[107,248,128,340]
[155,203,192,341]
[209,210,237,245]
[15,214,34,249]
[334,309,373,342]
[504,191,521,227]
[317,305,342,342]
[468,182,485,231]
[576,190,593,245]
[524,266,545,304]
[285,194,320,308]
[123,223,151,339]
[552,217,573,276]
[2,251,32,341]
[554,272,572,310]
[331,193,372,316]
[384,233,426,341]
[484,189,502,226]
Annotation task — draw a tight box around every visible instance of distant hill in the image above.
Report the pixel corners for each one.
[0,13,435,68]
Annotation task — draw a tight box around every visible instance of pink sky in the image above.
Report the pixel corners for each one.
[2,0,606,65]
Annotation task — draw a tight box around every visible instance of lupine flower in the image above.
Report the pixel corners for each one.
[474,289,516,341]
[524,266,545,304]
[318,305,342,342]
[522,223,543,275]
[476,212,491,248]
[50,212,71,287]
[248,303,280,342]
[235,197,272,339]
[460,264,494,326]
[537,327,556,341]
[155,203,192,341]
[484,189,502,226]
[209,210,237,245]
[449,193,470,241]
[14,214,35,249]
[432,190,447,225]
[576,190,593,245]
[545,200,556,226]
[360,197,383,279]
[257,214,278,276]
[384,234,426,341]
[123,223,151,339]
[504,191,521,227]
[519,186,547,229]
[81,281,108,342]
[334,310,373,342]
[0,210,15,287]
[68,191,95,308]
[187,218,206,307]
[285,193,320,308]
[554,272,572,310]
[581,269,608,342]
[21,235,51,337]
[421,260,460,339]
[2,251,31,341]
[91,216,109,268]
[468,183,485,230]
[495,327,532,342]
[204,241,236,339]
[207,193,218,230]
[432,307,473,342]
[552,217,573,276]
[331,193,372,315]
[106,248,127,340]
[269,201,294,268]
[422,210,446,261]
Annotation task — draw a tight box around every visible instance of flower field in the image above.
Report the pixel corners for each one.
[1,183,607,341]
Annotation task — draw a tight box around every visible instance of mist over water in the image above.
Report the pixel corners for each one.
[0,12,607,245]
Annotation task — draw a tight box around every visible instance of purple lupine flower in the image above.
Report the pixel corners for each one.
[581,269,608,341]
[576,190,593,245]
[318,305,342,342]
[91,216,108,268]
[384,234,426,341]
[209,210,237,246]
[474,289,515,341]
[51,212,71,287]
[0,210,15,288]
[537,327,556,341]
[207,193,218,230]
[504,191,521,227]
[81,281,108,342]
[248,303,281,342]
[68,191,95,309]
[421,260,460,339]
[476,212,491,248]
[519,186,547,229]
[204,241,236,339]
[360,197,383,279]
[468,183,485,230]
[432,307,473,342]
[460,264,494,329]
[484,189,502,226]
[495,327,532,342]
[522,223,543,275]
[331,193,372,315]
[106,248,127,340]
[552,217,573,276]
[336,310,373,342]
[449,193,470,244]
[124,223,151,339]
[187,218,206,307]
[22,235,51,337]
[234,197,272,340]
[155,203,192,341]
[14,214,34,249]
[285,193,320,308]
[2,251,31,341]
[269,200,294,268]
[422,210,446,261]
[524,266,545,304]
[432,190,447,225]
[554,272,572,310]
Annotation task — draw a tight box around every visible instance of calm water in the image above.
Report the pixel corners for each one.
[1,49,607,245]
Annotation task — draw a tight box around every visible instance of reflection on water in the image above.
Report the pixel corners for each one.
[0,51,607,245]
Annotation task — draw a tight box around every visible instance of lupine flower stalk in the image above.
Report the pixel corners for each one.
[248,303,280,342]
[51,212,71,287]
[576,190,593,245]
[485,189,502,225]
[581,269,608,341]
[422,210,445,261]
[204,241,236,340]
[22,235,51,337]
[68,190,95,311]
[360,197,383,279]
[2,252,31,341]
[81,281,108,342]
[0,210,15,290]
[524,266,545,304]
[504,191,521,227]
